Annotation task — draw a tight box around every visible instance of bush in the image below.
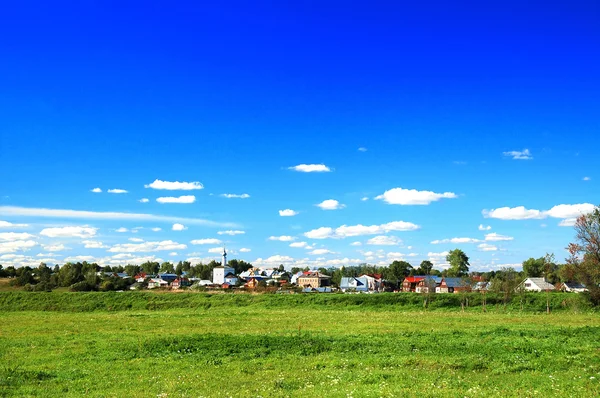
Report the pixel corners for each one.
[69,282,95,292]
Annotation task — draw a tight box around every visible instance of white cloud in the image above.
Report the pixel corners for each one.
[0,240,38,253]
[483,206,545,220]
[583,177,591,181]
[288,164,331,173]
[108,240,187,253]
[358,147,368,152]
[375,187,457,205]
[172,223,187,231]
[139,198,150,203]
[157,195,196,204]
[485,233,514,242]
[478,224,492,231]
[269,235,295,242]
[169,252,178,256]
[191,238,222,245]
[289,242,308,248]
[309,249,335,255]
[127,238,144,243]
[108,189,128,194]
[91,188,102,193]
[361,197,369,201]
[64,255,96,262]
[82,240,108,248]
[253,255,296,266]
[145,179,204,190]
[305,221,419,239]
[478,243,498,252]
[366,235,402,246]
[545,203,595,219]
[218,230,245,236]
[350,241,362,246]
[0,221,28,228]
[43,244,66,252]
[221,193,250,199]
[0,232,35,241]
[151,227,162,232]
[208,247,224,254]
[558,218,577,227]
[40,226,97,238]
[316,199,345,210]
[115,227,128,233]
[240,248,251,253]
[503,149,533,160]
[0,206,237,228]
[279,209,299,217]
[428,251,450,258]
[431,237,481,244]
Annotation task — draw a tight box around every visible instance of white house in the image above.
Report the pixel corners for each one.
[147,278,169,289]
[520,277,556,292]
[561,282,587,293]
[212,248,235,284]
[224,272,238,285]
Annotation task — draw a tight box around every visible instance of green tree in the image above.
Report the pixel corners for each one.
[385,260,413,283]
[446,249,469,277]
[141,261,160,275]
[159,262,175,273]
[565,206,600,305]
[418,260,433,275]
[490,267,520,309]
[522,257,545,277]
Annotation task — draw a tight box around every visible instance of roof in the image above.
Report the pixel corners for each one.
[224,273,237,278]
[563,282,586,289]
[298,272,331,279]
[442,278,469,288]
[526,278,555,290]
[404,276,426,283]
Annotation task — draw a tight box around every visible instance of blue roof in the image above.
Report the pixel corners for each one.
[443,277,468,288]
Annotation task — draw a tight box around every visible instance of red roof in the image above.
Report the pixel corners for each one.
[404,276,426,283]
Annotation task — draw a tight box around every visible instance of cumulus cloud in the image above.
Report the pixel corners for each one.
[43,244,66,252]
[316,199,345,210]
[361,197,369,201]
[279,209,299,217]
[366,235,402,246]
[191,238,222,245]
[375,187,457,205]
[0,240,38,253]
[157,195,196,204]
[221,193,250,199]
[108,189,128,194]
[485,233,514,241]
[208,247,225,254]
[64,255,96,262]
[431,237,481,244]
[115,227,128,233]
[218,230,245,236]
[127,238,144,243]
[305,221,419,239]
[0,232,36,241]
[151,227,162,232]
[289,242,308,248]
[91,188,102,193]
[172,223,187,231]
[478,243,498,251]
[0,206,237,228]
[239,248,251,253]
[0,221,28,228]
[503,149,533,160]
[483,203,594,221]
[478,224,491,231]
[309,249,335,255]
[108,240,187,253]
[288,164,331,173]
[139,198,149,203]
[82,240,108,248]
[350,241,362,246]
[268,236,295,242]
[558,218,577,227]
[145,179,204,190]
[40,226,97,238]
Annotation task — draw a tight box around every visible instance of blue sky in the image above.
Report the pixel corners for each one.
[1,1,599,271]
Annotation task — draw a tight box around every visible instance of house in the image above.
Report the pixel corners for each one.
[340,277,369,292]
[290,271,305,285]
[241,268,267,289]
[361,274,384,292]
[472,281,490,292]
[224,272,238,285]
[297,272,331,289]
[436,278,471,293]
[519,277,556,292]
[134,272,148,283]
[560,282,587,293]
[158,273,178,283]
[116,273,129,279]
[402,276,426,292]
[415,276,442,293]
[147,278,169,289]
[172,277,191,289]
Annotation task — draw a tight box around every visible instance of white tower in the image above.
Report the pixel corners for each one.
[222,247,227,267]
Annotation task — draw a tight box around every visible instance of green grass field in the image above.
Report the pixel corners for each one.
[1,292,599,397]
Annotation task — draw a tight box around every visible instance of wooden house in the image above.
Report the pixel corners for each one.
[172,277,191,289]
[402,276,425,292]
[297,272,331,289]
[436,277,471,293]
[415,276,441,293]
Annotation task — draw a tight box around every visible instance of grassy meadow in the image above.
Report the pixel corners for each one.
[1,291,599,397]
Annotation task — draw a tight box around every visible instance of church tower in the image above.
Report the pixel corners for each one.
[222,247,227,267]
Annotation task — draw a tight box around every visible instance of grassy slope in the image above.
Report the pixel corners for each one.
[1,294,599,397]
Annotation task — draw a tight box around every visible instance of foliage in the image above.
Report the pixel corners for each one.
[446,249,470,277]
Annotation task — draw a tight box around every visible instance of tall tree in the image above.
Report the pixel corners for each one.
[446,249,470,277]
[159,262,175,273]
[565,206,600,305]
[418,260,433,275]
[385,260,413,282]
[522,257,545,277]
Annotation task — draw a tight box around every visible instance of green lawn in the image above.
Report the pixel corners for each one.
[1,299,599,397]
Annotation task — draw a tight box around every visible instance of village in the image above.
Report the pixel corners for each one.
[102,248,587,295]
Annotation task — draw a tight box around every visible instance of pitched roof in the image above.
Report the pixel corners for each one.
[442,277,469,288]
[404,276,426,283]
[527,278,555,290]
